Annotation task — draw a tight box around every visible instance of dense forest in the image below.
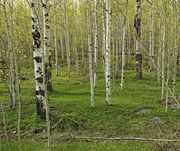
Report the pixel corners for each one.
[0,0,180,150]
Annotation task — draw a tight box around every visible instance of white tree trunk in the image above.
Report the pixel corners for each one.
[73,2,80,75]
[105,0,111,105]
[42,0,51,149]
[94,0,98,86]
[31,0,45,118]
[115,21,120,78]
[149,0,154,72]
[120,0,128,90]
[43,0,53,91]
[87,0,95,108]
[102,0,106,68]
[173,1,178,95]
[54,0,59,76]
[161,0,166,100]
[157,0,162,85]
[3,0,16,108]
[64,0,71,77]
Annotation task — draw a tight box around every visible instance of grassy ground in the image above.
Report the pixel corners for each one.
[0,67,180,150]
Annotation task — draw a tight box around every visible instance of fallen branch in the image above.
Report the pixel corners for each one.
[69,136,180,142]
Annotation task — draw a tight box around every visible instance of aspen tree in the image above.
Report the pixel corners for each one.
[1,105,10,151]
[42,0,51,149]
[87,0,95,108]
[73,1,80,75]
[80,19,85,75]
[120,0,128,90]
[3,0,16,108]
[157,0,163,85]
[172,0,178,95]
[149,0,155,72]
[15,53,21,151]
[134,0,142,80]
[31,0,45,118]
[94,0,98,86]
[54,0,59,76]
[64,0,71,77]
[60,1,64,62]
[115,21,120,78]
[161,0,166,100]
[102,0,106,67]
[105,0,111,105]
[43,0,53,91]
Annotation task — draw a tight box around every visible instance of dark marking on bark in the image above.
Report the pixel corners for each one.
[36,77,43,83]
[36,97,46,119]
[34,56,42,63]
[135,53,143,80]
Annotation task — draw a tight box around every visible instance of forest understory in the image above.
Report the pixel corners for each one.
[0,68,180,150]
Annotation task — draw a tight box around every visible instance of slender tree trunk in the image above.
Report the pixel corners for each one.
[87,0,95,108]
[15,53,21,151]
[3,0,16,108]
[94,0,98,86]
[42,43,51,151]
[161,0,166,100]
[31,0,45,119]
[60,0,64,62]
[120,0,128,90]
[102,0,106,68]
[157,0,162,85]
[134,0,142,80]
[173,1,178,95]
[149,0,154,72]
[54,0,59,76]
[80,23,85,75]
[115,21,120,78]
[42,1,51,148]
[43,0,53,91]
[64,0,71,77]
[105,0,111,106]
[1,105,10,151]
[73,2,80,75]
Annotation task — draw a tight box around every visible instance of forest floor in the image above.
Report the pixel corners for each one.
[0,68,180,151]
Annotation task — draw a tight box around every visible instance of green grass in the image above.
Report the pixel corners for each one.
[1,141,156,151]
[0,67,180,150]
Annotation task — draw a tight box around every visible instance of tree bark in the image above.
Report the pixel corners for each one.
[64,0,71,78]
[120,0,128,90]
[54,0,59,76]
[105,0,111,105]
[43,0,53,91]
[94,0,98,86]
[31,0,46,119]
[134,0,142,80]
[149,0,154,72]
[87,0,95,108]
[161,0,166,100]
[3,0,16,108]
